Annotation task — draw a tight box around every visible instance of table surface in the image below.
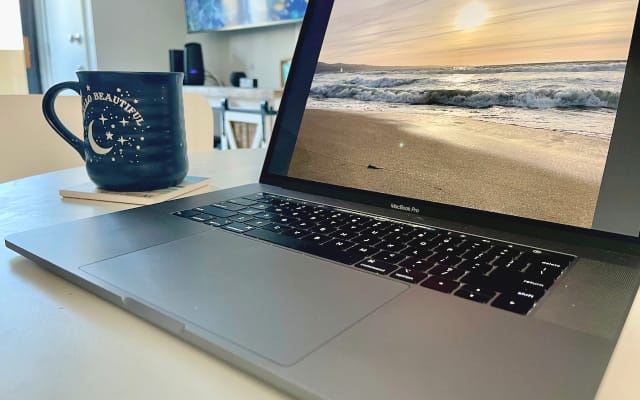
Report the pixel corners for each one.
[1,149,639,400]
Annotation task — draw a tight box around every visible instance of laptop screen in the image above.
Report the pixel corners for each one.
[277,0,640,237]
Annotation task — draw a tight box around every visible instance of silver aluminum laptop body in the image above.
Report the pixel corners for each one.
[6,1,640,399]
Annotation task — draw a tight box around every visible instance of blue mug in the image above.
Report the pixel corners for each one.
[42,71,188,191]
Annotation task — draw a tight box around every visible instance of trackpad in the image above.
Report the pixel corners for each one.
[81,230,407,366]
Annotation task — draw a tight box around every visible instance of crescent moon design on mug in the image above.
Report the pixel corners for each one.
[88,120,113,155]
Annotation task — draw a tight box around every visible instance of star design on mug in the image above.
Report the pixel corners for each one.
[99,114,108,124]
[86,84,91,91]
[105,131,114,140]
[117,136,128,145]
[119,117,129,127]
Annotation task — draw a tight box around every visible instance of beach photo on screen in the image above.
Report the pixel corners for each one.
[288,0,638,228]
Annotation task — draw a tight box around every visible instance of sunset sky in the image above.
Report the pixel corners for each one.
[319,0,638,66]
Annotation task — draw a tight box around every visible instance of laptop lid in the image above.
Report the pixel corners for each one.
[262,0,640,242]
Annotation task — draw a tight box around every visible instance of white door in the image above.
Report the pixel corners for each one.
[36,0,95,90]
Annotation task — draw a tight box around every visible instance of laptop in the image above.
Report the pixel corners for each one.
[6,0,640,398]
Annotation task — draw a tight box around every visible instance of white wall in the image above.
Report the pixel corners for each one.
[90,0,202,72]
[89,0,299,89]
[223,23,300,89]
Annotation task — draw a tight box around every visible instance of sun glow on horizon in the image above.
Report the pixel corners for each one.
[455,1,490,31]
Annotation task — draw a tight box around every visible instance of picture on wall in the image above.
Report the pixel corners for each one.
[185,0,307,32]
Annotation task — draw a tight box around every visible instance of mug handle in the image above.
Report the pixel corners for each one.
[42,81,85,160]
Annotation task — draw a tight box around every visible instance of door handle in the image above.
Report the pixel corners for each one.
[69,33,83,44]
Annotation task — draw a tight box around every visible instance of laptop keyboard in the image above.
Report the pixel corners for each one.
[173,192,575,315]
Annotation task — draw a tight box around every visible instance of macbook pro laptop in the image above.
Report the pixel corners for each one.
[6,1,640,399]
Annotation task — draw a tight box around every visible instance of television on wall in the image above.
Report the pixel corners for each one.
[185,0,308,33]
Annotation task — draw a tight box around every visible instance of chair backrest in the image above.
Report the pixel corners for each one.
[183,92,214,152]
[0,93,214,183]
[0,94,85,183]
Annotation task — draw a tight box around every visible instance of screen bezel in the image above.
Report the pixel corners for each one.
[260,0,640,251]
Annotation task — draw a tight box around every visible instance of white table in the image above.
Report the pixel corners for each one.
[1,149,639,400]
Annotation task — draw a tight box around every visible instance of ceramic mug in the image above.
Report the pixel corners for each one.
[42,71,188,191]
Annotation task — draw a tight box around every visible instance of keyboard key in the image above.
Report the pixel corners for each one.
[196,205,237,218]
[458,260,493,274]
[189,213,213,222]
[353,236,382,247]
[427,253,462,267]
[174,209,199,218]
[491,294,536,315]
[355,258,398,275]
[262,223,288,233]
[374,241,407,253]
[361,228,388,238]
[410,229,441,241]
[491,269,551,291]
[390,268,428,284]
[323,239,357,252]
[487,269,525,290]
[421,276,460,294]
[454,285,496,303]
[524,264,562,287]
[460,271,496,290]
[387,224,416,236]
[275,216,299,225]
[346,216,371,225]
[427,265,465,280]
[238,208,262,216]
[255,211,278,220]
[469,251,496,265]
[400,246,434,259]
[511,285,545,302]
[520,250,574,269]
[306,234,332,244]
[430,243,467,257]
[230,215,254,223]
[292,221,316,230]
[398,257,434,272]
[246,219,271,228]
[493,257,528,270]
[212,202,246,211]
[316,225,337,236]
[204,217,234,227]
[406,238,435,249]
[436,236,463,247]
[222,223,255,233]
[305,214,326,224]
[369,220,393,231]
[285,228,311,238]
[345,245,378,258]
[371,251,406,264]
[242,193,268,201]
[229,198,258,206]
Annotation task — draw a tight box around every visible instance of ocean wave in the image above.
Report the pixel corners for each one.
[345,77,421,88]
[321,61,627,76]
[309,84,619,110]
[427,62,626,75]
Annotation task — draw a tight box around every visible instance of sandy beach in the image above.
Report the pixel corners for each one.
[288,108,611,228]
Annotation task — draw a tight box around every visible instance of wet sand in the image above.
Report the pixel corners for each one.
[288,108,611,228]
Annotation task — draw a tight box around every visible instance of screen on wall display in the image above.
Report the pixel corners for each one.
[185,0,307,32]
[287,0,640,236]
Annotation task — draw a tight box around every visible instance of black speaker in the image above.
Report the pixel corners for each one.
[169,49,184,73]
[183,42,205,85]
